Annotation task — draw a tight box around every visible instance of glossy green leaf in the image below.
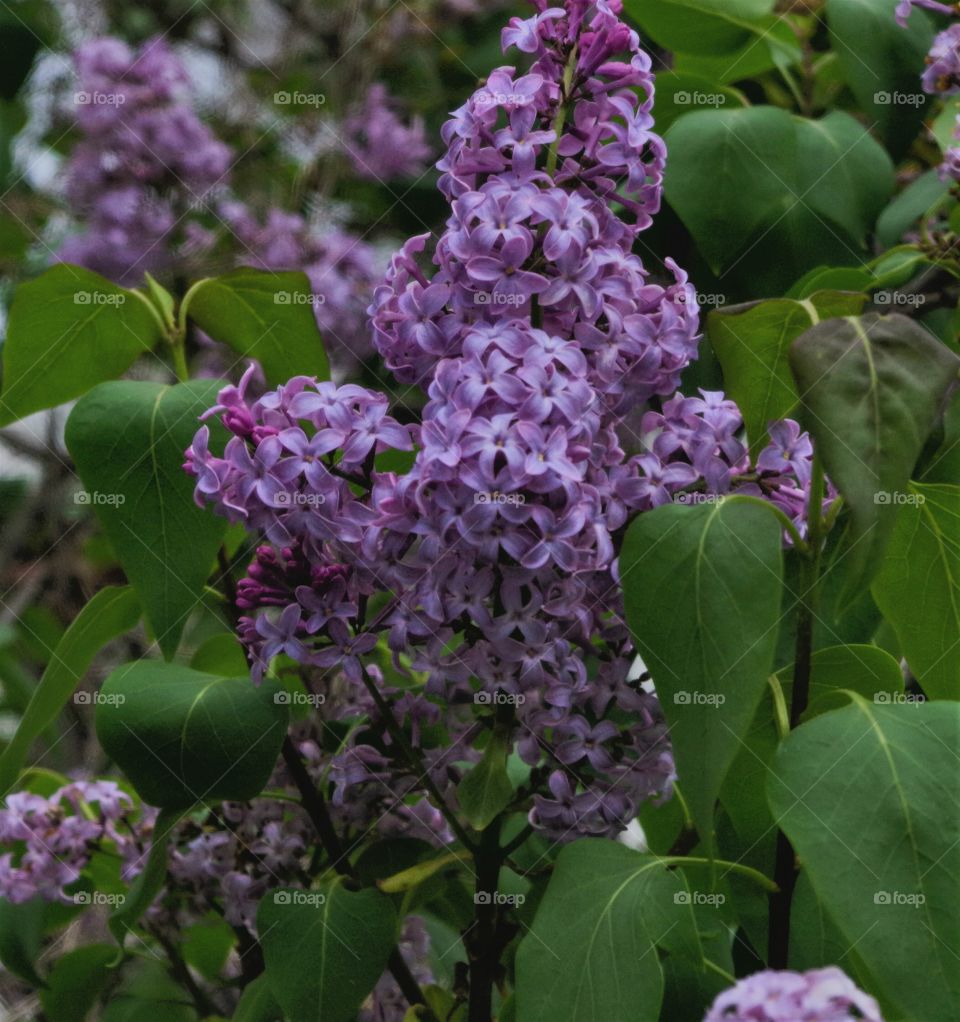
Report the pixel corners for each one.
[826,0,934,157]
[624,0,777,56]
[873,482,960,699]
[65,380,228,659]
[621,496,783,844]
[708,290,866,455]
[183,268,329,385]
[514,840,701,1022]
[877,170,951,249]
[0,898,45,987]
[258,881,398,1022]
[0,586,140,798]
[664,109,894,294]
[41,944,116,1022]
[101,960,195,1022]
[790,313,960,602]
[0,265,164,425]
[457,729,514,830]
[651,72,747,132]
[768,699,960,1020]
[96,661,288,809]
[234,975,283,1022]
[722,644,903,847]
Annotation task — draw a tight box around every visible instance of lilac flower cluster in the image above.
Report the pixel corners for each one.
[163,717,440,1020]
[187,0,821,843]
[0,780,149,903]
[58,37,232,285]
[897,0,959,28]
[221,202,387,373]
[704,967,885,1022]
[342,84,432,182]
[643,397,831,537]
[899,2,960,183]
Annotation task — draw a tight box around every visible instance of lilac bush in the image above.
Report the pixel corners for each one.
[1,0,959,1019]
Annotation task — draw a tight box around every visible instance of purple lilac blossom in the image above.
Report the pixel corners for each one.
[342,84,432,182]
[58,37,232,285]
[186,0,824,843]
[703,967,885,1022]
[0,781,150,903]
[922,22,960,93]
[897,0,958,28]
[899,6,960,182]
